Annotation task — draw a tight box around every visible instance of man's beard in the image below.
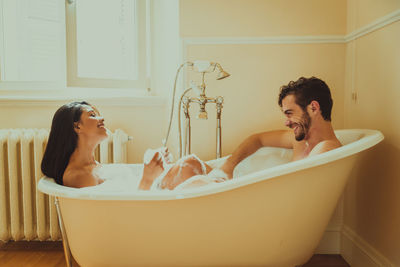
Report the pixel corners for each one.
[292,112,311,141]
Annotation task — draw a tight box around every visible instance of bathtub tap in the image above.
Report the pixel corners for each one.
[180,91,225,158]
[164,61,230,159]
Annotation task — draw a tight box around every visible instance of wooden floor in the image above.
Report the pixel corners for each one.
[0,241,350,267]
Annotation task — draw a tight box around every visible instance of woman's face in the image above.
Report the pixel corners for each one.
[75,105,108,141]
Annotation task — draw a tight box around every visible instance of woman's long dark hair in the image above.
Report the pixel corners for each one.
[41,101,90,185]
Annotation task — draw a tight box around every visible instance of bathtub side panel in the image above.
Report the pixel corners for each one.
[60,155,357,267]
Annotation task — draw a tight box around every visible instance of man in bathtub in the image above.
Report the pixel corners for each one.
[220,76,342,179]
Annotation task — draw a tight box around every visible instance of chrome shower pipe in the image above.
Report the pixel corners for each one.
[216,96,224,158]
[178,88,193,158]
[164,62,194,148]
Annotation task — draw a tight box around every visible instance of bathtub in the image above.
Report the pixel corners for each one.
[38,129,383,267]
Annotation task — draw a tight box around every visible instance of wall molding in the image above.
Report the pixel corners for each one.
[341,225,395,267]
[315,224,342,254]
[183,35,345,45]
[182,8,400,46]
[345,9,400,42]
[0,95,166,107]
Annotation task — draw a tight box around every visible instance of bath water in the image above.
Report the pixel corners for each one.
[80,147,292,193]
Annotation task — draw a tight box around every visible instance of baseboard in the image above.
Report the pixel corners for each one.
[341,225,394,267]
[315,227,341,254]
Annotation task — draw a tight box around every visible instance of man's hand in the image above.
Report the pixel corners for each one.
[220,157,235,179]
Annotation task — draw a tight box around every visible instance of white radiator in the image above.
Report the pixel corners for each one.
[0,128,130,242]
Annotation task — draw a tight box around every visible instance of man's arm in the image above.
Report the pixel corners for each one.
[220,130,293,179]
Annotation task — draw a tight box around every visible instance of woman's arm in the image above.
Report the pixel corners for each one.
[138,152,164,190]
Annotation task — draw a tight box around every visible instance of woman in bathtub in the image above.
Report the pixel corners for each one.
[41,101,225,190]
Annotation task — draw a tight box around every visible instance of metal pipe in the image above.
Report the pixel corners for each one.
[216,118,221,158]
[183,102,190,157]
[216,97,224,158]
[178,89,192,158]
[186,116,191,156]
[55,197,72,267]
[164,62,193,147]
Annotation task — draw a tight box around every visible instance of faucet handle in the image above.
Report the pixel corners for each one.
[197,110,208,120]
[190,80,202,96]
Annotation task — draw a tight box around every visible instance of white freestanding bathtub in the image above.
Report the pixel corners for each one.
[38,129,383,267]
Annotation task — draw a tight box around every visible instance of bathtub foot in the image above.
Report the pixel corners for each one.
[55,197,72,267]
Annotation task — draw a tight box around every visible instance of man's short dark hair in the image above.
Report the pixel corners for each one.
[278,77,333,121]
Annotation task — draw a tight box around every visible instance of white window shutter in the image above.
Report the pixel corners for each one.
[76,0,138,80]
[0,0,63,81]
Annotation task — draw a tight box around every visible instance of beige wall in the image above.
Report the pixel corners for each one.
[181,0,346,160]
[347,0,400,32]
[343,0,400,265]
[185,44,345,160]
[181,0,347,36]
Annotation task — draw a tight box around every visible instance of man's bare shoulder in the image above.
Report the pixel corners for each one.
[63,168,99,188]
[309,139,342,156]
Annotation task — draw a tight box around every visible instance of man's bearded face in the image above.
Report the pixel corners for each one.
[287,110,311,141]
[281,95,312,141]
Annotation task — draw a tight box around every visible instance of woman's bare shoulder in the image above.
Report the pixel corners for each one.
[63,168,99,188]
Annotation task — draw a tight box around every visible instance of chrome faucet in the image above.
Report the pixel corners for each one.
[164,61,230,159]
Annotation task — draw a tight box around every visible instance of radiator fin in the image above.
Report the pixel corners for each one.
[0,131,10,241]
[8,131,23,241]
[21,130,35,240]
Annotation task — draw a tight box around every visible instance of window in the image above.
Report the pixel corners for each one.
[66,0,149,89]
[0,0,150,91]
[0,0,64,82]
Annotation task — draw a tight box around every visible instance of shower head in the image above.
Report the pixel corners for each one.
[214,62,230,80]
[216,69,230,80]
[191,61,230,80]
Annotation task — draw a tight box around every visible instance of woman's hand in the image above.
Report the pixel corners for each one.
[139,152,164,190]
[159,147,173,164]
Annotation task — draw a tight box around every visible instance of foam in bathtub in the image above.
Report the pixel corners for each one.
[81,163,143,193]
[79,147,292,193]
[174,168,228,190]
[233,147,292,178]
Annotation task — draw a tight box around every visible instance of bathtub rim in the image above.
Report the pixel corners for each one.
[38,129,383,201]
